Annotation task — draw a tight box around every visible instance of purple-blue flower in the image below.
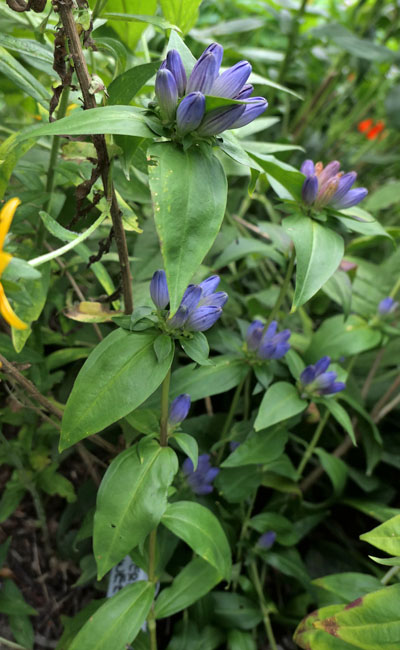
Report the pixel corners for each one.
[150,269,169,309]
[169,394,191,424]
[182,453,219,495]
[300,356,346,396]
[246,320,291,360]
[154,44,268,138]
[378,297,399,315]
[258,531,276,550]
[300,159,368,210]
[150,271,227,332]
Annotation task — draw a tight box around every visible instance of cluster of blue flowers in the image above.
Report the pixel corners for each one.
[378,296,398,316]
[183,454,220,495]
[150,270,227,332]
[301,159,368,210]
[155,44,268,137]
[300,356,345,396]
[246,320,291,360]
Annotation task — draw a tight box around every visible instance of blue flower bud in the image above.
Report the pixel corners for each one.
[150,270,170,309]
[246,320,264,350]
[318,160,340,185]
[167,285,202,329]
[198,275,220,296]
[330,172,357,206]
[169,393,191,424]
[183,453,219,495]
[300,365,316,385]
[230,97,268,129]
[258,324,291,360]
[176,92,205,135]
[211,61,252,99]
[258,531,276,549]
[199,43,224,70]
[186,52,220,94]
[165,49,187,96]
[300,356,345,396]
[235,83,254,99]
[197,104,246,136]
[185,305,222,331]
[198,291,228,308]
[379,297,399,315]
[301,160,315,176]
[314,356,331,374]
[155,68,178,121]
[331,187,368,209]
[302,175,319,204]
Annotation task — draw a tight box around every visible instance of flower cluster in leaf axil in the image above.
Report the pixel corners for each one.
[246,320,291,361]
[150,270,228,333]
[155,44,268,138]
[169,393,191,425]
[183,453,220,495]
[0,199,27,330]
[300,356,345,397]
[378,297,398,316]
[301,160,368,210]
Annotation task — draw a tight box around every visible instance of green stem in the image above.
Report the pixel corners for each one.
[37,86,70,247]
[216,373,248,463]
[297,408,330,477]
[250,560,278,650]
[381,565,400,586]
[147,528,158,650]
[275,0,308,88]
[160,368,172,447]
[0,636,29,650]
[263,248,295,333]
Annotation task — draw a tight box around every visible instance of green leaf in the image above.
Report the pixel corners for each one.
[68,581,155,650]
[161,501,232,580]
[148,142,227,314]
[172,432,198,469]
[295,584,400,650]
[283,215,344,308]
[55,600,106,650]
[216,466,263,503]
[213,236,284,268]
[342,499,400,523]
[222,427,288,467]
[313,573,383,605]
[18,106,154,142]
[169,357,248,403]
[312,23,395,62]
[212,592,262,630]
[155,557,220,618]
[3,257,41,281]
[322,270,352,318]
[227,630,257,650]
[93,439,177,578]
[322,399,356,446]
[306,315,381,362]
[37,465,76,503]
[248,154,304,200]
[0,132,36,200]
[108,61,160,105]
[12,263,51,353]
[153,333,174,363]
[0,45,50,106]
[217,131,265,172]
[160,0,202,34]
[249,512,298,546]
[60,329,174,449]
[166,30,196,75]
[254,382,307,431]
[360,515,400,556]
[314,448,348,496]
[180,332,211,366]
[0,579,37,616]
[104,12,179,30]
[0,479,25,523]
[103,0,157,51]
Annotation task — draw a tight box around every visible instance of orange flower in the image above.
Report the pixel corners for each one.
[357,118,373,133]
[0,198,27,330]
[357,118,386,140]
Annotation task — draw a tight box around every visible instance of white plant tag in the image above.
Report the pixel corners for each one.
[107,555,148,598]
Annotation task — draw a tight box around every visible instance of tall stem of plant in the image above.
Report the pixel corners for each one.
[216,373,248,463]
[250,560,278,650]
[297,408,330,477]
[263,248,295,333]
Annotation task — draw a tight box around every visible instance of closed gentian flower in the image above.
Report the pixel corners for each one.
[378,297,399,315]
[185,305,222,332]
[300,159,368,210]
[155,68,178,121]
[167,285,203,329]
[300,356,346,396]
[183,453,219,495]
[165,49,187,96]
[169,394,191,424]
[150,269,169,309]
[154,43,267,137]
[258,531,276,550]
[198,275,220,295]
[246,320,291,361]
[176,92,205,135]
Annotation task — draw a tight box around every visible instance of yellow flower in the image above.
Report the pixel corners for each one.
[0,198,27,330]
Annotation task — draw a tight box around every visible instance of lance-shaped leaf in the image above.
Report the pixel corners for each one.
[148,142,227,315]
[60,329,174,449]
[254,382,307,431]
[94,439,178,578]
[161,501,232,580]
[68,581,155,650]
[360,514,400,555]
[283,214,344,308]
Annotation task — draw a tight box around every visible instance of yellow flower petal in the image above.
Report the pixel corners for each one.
[0,282,27,330]
[0,251,12,276]
[0,198,21,251]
